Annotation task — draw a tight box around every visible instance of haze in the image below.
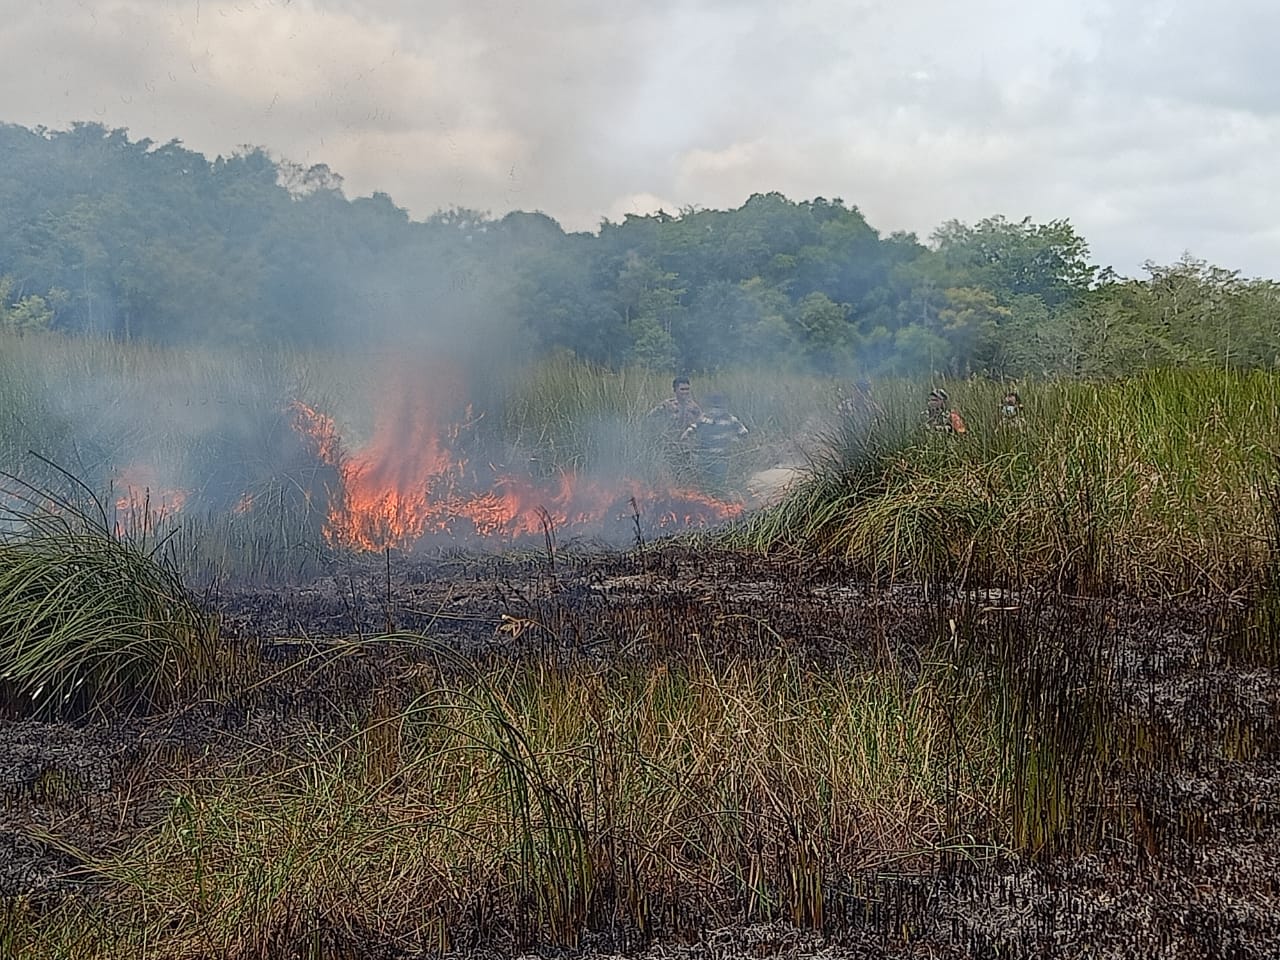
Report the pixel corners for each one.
[1,0,1277,277]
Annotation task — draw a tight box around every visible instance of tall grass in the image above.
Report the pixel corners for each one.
[4,331,1276,588]
[741,369,1280,595]
[472,354,829,486]
[0,331,346,582]
[0,486,218,717]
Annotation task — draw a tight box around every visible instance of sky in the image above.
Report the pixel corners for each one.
[2,0,1277,279]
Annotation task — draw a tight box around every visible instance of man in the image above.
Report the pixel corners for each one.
[924,388,967,434]
[1001,389,1024,423]
[648,376,702,431]
[837,378,885,422]
[681,392,749,493]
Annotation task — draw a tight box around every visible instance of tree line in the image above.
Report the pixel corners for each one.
[2,121,1277,378]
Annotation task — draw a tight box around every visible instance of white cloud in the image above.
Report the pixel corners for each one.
[0,0,1277,276]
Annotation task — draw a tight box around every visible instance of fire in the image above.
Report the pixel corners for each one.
[288,400,344,466]
[111,464,190,539]
[112,464,190,521]
[289,378,744,552]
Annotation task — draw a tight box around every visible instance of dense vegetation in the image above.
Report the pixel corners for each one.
[3,122,1279,378]
[740,370,1280,595]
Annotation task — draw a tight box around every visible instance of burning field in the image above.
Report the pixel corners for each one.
[286,397,742,551]
[99,370,747,562]
[3,350,1280,958]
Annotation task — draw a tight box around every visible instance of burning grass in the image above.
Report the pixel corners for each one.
[0,335,761,575]
[10,331,1275,592]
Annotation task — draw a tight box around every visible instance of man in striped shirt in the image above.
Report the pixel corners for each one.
[681,393,749,494]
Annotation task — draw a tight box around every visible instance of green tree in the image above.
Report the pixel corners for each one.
[0,276,63,333]
[629,316,678,369]
[1139,256,1280,368]
[891,324,950,375]
[931,216,1097,309]
[937,286,1010,375]
[677,277,795,370]
[790,292,854,373]
[613,253,686,367]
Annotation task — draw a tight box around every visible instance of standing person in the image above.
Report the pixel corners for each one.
[924,388,967,434]
[681,392,749,494]
[837,378,885,423]
[648,376,702,432]
[1000,389,1024,425]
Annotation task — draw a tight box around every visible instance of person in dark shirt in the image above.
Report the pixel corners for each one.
[647,376,704,484]
[924,388,967,434]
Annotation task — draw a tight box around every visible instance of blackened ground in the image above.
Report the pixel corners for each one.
[1,547,1278,959]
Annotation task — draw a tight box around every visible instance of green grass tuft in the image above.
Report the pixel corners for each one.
[0,487,218,718]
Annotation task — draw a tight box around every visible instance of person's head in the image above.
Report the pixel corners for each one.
[673,376,693,401]
[1002,390,1020,406]
[928,388,948,410]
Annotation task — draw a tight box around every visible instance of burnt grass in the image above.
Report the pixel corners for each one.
[3,545,1280,959]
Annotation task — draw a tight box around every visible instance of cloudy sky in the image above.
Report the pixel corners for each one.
[2,0,1276,277]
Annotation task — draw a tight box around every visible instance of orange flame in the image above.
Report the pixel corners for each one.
[112,464,190,521]
[290,378,744,552]
[111,464,191,540]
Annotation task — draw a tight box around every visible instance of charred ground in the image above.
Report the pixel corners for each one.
[2,547,1278,959]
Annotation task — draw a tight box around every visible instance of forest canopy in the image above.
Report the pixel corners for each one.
[2,121,1276,377]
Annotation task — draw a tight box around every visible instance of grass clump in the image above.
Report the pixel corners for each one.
[742,369,1280,595]
[0,490,218,718]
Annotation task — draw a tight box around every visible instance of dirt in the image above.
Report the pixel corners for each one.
[2,547,1278,959]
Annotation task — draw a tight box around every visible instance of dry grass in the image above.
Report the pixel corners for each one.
[3,619,1088,957]
[741,369,1280,595]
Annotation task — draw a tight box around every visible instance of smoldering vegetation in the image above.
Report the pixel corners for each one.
[1,338,1279,957]
[0,335,766,583]
[1,549,1279,958]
